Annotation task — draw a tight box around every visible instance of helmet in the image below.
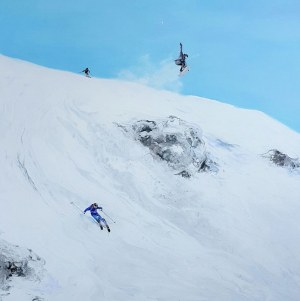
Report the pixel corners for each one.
[93,203,98,207]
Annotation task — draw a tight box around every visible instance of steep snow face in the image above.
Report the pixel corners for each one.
[1,55,300,301]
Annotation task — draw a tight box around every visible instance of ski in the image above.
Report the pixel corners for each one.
[179,66,189,77]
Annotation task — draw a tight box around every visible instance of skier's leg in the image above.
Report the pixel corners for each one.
[92,214,103,229]
[92,214,100,223]
[100,217,110,232]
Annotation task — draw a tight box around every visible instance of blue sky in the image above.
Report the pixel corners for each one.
[1,0,300,132]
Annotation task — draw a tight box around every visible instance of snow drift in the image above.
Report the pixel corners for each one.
[1,55,300,301]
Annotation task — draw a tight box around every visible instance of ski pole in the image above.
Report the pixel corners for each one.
[101,210,116,223]
[70,201,83,213]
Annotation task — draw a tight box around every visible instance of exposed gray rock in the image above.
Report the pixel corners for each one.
[124,116,218,177]
[0,239,45,295]
[262,149,300,169]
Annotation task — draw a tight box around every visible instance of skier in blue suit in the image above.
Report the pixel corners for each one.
[84,203,110,232]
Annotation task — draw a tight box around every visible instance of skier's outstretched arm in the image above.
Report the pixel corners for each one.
[84,206,91,214]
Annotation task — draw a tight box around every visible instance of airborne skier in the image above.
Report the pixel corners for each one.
[175,43,189,74]
[84,203,110,232]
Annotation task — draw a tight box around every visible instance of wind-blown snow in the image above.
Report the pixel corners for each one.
[1,55,300,301]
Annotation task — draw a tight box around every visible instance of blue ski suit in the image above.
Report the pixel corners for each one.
[84,204,107,226]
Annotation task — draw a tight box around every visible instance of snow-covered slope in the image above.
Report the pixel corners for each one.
[1,55,300,301]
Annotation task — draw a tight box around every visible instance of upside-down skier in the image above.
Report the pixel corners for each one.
[175,43,189,72]
[84,203,110,232]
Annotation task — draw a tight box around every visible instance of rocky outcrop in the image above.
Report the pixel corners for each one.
[123,116,218,177]
[262,149,300,169]
[0,239,45,297]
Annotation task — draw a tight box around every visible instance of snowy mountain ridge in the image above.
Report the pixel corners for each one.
[0,55,300,301]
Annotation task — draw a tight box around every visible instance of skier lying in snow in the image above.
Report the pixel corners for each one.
[84,203,110,232]
[175,43,188,72]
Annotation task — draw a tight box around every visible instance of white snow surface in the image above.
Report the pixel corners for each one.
[1,55,300,301]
